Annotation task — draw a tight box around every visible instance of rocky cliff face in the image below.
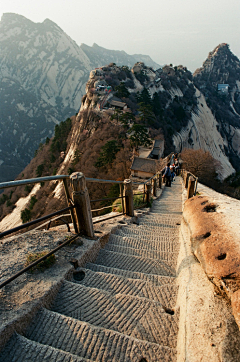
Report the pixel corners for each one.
[0,13,160,182]
[193,43,240,171]
[1,55,240,229]
[78,60,235,179]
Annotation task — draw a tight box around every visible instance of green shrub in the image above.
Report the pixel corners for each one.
[29,196,37,210]
[0,193,8,205]
[95,140,121,168]
[21,208,31,223]
[24,185,33,194]
[36,164,44,177]
[68,167,75,175]
[112,194,146,213]
[51,118,72,153]
[50,153,56,163]
[25,251,56,272]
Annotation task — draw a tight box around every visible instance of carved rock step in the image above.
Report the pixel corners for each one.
[95,249,176,277]
[137,220,180,229]
[151,203,182,210]
[0,333,92,362]
[115,225,179,238]
[150,211,182,216]
[148,210,182,216]
[108,234,178,253]
[127,224,179,233]
[104,243,178,269]
[25,308,177,362]
[138,218,180,231]
[150,205,182,211]
[115,230,179,244]
[72,268,178,307]
[139,213,182,221]
[86,263,175,286]
[140,214,182,223]
[51,281,178,348]
[150,205,182,214]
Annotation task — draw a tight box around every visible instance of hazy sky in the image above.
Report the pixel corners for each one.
[1,0,240,71]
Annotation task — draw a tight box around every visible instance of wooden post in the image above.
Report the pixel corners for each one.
[194,177,198,195]
[123,179,134,216]
[120,183,124,214]
[153,178,157,197]
[143,183,146,203]
[63,179,78,233]
[158,172,162,189]
[146,183,152,204]
[187,176,195,199]
[185,172,190,189]
[70,172,94,238]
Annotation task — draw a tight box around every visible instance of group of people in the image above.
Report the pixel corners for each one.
[162,154,180,187]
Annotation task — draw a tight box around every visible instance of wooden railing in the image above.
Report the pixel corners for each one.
[180,169,198,198]
[0,171,162,289]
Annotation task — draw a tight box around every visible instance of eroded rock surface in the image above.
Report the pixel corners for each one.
[183,188,240,332]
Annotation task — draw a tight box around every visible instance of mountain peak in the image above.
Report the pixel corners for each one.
[0,13,61,32]
[208,43,231,59]
[193,43,240,84]
[1,12,34,26]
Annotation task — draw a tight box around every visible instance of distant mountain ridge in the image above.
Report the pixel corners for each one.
[0,13,160,182]
[80,43,160,70]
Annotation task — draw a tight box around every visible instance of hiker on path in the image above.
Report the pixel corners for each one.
[170,165,175,181]
[163,162,172,187]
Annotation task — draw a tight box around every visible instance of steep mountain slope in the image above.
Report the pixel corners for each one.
[0,13,160,182]
[78,61,234,179]
[1,57,240,230]
[193,43,240,171]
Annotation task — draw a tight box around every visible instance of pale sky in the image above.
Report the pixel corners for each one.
[1,0,240,71]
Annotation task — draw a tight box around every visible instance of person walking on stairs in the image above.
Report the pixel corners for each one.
[164,162,172,187]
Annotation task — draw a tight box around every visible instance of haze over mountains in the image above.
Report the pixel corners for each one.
[0,13,240,185]
[0,13,160,182]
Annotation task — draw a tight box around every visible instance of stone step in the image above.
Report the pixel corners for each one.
[115,229,179,244]
[104,243,178,269]
[72,268,178,307]
[150,207,182,216]
[0,333,92,362]
[50,281,178,348]
[115,226,179,238]
[150,212,182,217]
[108,234,178,253]
[150,205,182,210]
[140,214,182,223]
[129,224,179,233]
[95,249,176,277]
[86,263,175,286]
[139,213,181,221]
[137,219,180,228]
[25,308,177,362]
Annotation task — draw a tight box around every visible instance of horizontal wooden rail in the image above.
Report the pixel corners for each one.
[91,205,113,213]
[90,195,125,203]
[0,175,69,190]
[0,206,75,239]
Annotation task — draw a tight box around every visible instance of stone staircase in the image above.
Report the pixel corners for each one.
[0,178,183,362]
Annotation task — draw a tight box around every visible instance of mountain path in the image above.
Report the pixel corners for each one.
[0,178,183,362]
